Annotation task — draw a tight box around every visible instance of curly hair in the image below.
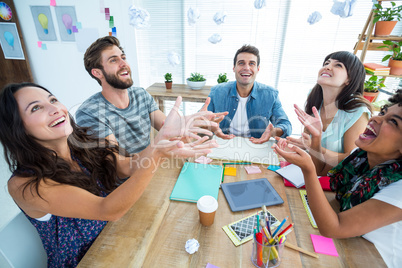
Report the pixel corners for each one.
[305,51,372,115]
[386,89,402,107]
[0,82,123,199]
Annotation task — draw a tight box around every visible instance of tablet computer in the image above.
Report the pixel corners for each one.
[221,178,284,212]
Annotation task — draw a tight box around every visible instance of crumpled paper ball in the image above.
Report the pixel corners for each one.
[213,11,227,25]
[128,5,150,29]
[188,7,201,26]
[254,0,266,9]
[168,51,181,66]
[208,34,222,44]
[307,11,322,25]
[185,238,199,254]
[330,0,357,18]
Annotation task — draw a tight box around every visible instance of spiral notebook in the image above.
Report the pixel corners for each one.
[170,162,223,203]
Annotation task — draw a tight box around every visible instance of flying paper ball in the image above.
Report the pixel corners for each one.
[213,11,227,25]
[307,11,322,25]
[128,5,150,29]
[168,51,181,66]
[208,33,222,44]
[331,0,357,18]
[254,0,266,9]
[187,7,200,26]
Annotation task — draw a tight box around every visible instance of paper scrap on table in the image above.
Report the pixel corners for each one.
[128,5,150,29]
[307,11,322,25]
[37,41,42,48]
[50,0,56,7]
[310,234,339,257]
[330,0,356,18]
[224,167,236,176]
[187,7,200,26]
[208,33,222,44]
[206,263,220,268]
[213,11,227,25]
[195,156,213,164]
[267,165,280,171]
[244,165,261,174]
[185,238,199,254]
[254,0,266,9]
[168,51,181,66]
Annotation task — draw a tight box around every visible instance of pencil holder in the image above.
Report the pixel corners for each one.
[251,236,285,268]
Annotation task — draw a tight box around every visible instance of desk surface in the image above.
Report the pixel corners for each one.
[78,160,385,268]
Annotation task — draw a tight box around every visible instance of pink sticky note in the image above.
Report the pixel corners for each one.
[206,263,220,268]
[194,156,212,164]
[310,234,338,257]
[244,165,261,174]
[37,41,42,48]
[50,0,56,6]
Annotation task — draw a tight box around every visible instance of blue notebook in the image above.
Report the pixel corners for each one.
[170,162,223,203]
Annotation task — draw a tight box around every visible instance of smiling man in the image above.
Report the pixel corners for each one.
[75,36,166,154]
[206,45,291,143]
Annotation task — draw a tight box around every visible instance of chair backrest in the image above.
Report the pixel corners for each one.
[0,212,47,268]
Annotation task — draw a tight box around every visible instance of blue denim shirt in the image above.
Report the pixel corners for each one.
[207,81,291,138]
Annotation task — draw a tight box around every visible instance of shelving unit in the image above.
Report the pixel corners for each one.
[353,0,401,101]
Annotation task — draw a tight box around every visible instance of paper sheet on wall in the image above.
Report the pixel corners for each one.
[207,137,279,166]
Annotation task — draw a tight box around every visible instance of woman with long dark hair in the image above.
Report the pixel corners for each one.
[0,82,217,267]
[288,51,372,171]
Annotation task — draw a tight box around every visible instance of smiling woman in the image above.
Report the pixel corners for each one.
[0,82,218,267]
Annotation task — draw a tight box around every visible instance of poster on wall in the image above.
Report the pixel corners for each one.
[0,22,25,60]
[30,6,57,41]
[55,6,77,42]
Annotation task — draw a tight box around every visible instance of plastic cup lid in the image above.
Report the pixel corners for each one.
[197,195,218,213]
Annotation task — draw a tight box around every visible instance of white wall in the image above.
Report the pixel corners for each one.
[1,0,141,230]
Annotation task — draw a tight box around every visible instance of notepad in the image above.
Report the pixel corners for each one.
[310,234,338,257]
[170,162,223,203]
[208,137,279,165]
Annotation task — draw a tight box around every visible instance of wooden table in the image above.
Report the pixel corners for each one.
[146,83,211,113]
[78,160,386,268]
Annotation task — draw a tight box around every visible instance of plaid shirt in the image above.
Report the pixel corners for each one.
[75,87,158,154]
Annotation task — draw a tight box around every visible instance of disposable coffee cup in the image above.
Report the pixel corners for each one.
[197,195,218,226]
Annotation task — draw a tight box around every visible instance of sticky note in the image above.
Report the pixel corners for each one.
[267,165,280,171]
[310,234,338,257]
[109,20,114,28]
[105,8,110,20]
[41,43,47,50]
[112,31,116,37]
[111,27,116,33]
[76,22,82,29]
[108,32,112,36]
[72,26,78,33]
[50,0,56,6]
[206,263,220,268]
[195,156,212,164]
[224,167,236,176]
[37,41,42,48]
[244,165,261,174]
[99,0,105,12]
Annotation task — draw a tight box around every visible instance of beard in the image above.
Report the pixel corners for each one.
[101,68,133,89]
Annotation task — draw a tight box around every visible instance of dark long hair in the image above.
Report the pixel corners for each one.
[305,51,372,115]
[0,82,123,198]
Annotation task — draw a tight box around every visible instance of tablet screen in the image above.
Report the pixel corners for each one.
[221,178,284,212]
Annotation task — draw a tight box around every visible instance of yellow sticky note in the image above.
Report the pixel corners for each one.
[224,167,236,176]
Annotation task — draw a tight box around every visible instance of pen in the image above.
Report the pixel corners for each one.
[221,163,226,183]
[261,205,272,236]
[275,223,293,238]
[224,162,252,165]
[272,216,288,238]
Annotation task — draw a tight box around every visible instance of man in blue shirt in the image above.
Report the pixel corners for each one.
[206,45,291,144]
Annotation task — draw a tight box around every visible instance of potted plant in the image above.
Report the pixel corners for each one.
[164,73,172,89]
[217,73,229,84]
[186,72,206,90]
[379,40,402,75]
[363,75,385,102]
[373,1,402,36]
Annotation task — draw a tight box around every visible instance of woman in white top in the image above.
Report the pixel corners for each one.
[288,51,372,172]
[274,90,402,267]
